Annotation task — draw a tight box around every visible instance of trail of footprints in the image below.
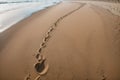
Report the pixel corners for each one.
[24,2,111,80]
[24,3,85,80]
[24,2,110,80]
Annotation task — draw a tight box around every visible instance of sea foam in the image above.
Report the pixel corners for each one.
[0,0,61,33]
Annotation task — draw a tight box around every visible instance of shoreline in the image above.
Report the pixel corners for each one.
[0,4,56,52]
[0,1,61,33]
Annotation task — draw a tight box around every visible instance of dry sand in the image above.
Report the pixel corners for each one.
[0,1,120,80]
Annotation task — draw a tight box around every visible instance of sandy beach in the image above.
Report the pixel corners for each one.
[0,1,120,80]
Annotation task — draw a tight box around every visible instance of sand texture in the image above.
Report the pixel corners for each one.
[0,1,120,80]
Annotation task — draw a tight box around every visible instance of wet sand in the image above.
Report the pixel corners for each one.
[0,1,120,80]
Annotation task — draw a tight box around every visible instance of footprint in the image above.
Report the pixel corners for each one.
[36,54,40,59]
[34,58,46,72]
[36,54,45,62]
[43,34,50,42]
[101,75,106,80]
[39,63,49,76]
[34,58,49,76]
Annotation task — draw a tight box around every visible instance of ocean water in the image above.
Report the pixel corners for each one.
[0,0,61,33]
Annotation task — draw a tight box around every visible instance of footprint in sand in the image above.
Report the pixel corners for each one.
[34,56,49,76]
[101,75,107,80]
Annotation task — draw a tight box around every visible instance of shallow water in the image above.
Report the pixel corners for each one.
[0,0,61,33]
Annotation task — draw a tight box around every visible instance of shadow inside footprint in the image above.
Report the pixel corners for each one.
[35,60,46,73]
[101,75,106,80]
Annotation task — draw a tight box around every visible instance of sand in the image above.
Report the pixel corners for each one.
[0,1,120,80]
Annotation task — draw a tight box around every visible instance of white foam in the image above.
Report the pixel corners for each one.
[0,0,61,33]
